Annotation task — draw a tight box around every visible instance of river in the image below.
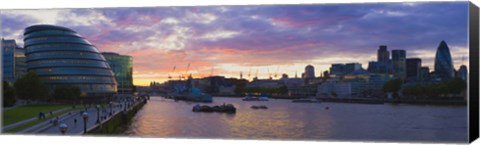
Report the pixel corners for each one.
[124,96,467,143]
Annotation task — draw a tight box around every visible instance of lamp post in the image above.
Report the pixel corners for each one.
[109,102,113,116]
[96,105,101,124]
[59,123,68,135]
[82,112,88,134]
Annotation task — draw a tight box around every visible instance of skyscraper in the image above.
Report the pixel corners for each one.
[434,40,454,80]
[304,65,315,79]
[15,47,27,80]
[2,39,16,83]
[377,45,389,63]
[406,58,421,81]
[392,49,406,80]
[102,52,134,94]
[24,25,117,100]
[420,67,430,81]
[458,65,468,81]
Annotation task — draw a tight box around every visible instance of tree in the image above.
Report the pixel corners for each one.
[14,72,50,100]
[383,79,402,92]
[3,81,16,107]
[53,85,81,103]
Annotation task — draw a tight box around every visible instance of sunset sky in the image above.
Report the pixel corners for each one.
[1,2,469,86]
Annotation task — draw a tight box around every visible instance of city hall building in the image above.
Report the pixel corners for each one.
[24,25,117,101]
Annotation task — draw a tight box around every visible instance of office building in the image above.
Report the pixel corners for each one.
[2,39,16,83]
[24,25,117,99]
[377,45,389,63]
[102,52,133,94]
[434,40,454,80]
[392,49,406,80]
[304,65,315,79]
[406,58,421,81]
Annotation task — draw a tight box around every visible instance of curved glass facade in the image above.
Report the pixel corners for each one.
[24,25,117,96]
[434,40,454,80]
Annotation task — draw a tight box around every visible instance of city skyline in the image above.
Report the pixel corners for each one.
[1,2,469,86]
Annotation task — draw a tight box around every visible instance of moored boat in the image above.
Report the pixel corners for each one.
[192,104,236,113]
[292,97,321,103]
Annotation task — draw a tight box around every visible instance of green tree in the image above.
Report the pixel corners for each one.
[14,72,50,100]
[446,78,467,95]
[383,79,402,93]
[53,85,81,103]
[3,81,16,107]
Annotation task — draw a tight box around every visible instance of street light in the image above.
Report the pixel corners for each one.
[109,102,113,116]
[59,123,68,135]
[82,112,88,134]
[95,105,100,124]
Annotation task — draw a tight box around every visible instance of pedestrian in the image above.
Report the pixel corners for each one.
[74,118,77,126]
[50,111,53,116]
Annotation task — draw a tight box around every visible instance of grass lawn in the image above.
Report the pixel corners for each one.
[2,104,70,126]
[4,107,86,133]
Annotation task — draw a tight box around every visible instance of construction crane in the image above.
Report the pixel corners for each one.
[168,65,176,80]
[184,63,191,80]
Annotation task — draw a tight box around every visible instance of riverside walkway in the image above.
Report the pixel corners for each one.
[17,100,143,135]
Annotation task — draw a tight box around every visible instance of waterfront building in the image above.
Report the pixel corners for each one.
[304,65,315,79]
[2,39,16,83]
[458,65,468,81]
[434,40,455,80]
[329,63,362,77]
[406,58,422,81]
[15,47,27,80]
[24,25,117,100]
[102,52,133,94]
[392,49,406,80]
[330,64,346,77]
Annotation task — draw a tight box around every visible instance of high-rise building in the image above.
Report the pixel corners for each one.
[458,65,468,81]
[377,45,389,63]
[345,63,362,73]
[434,40,454,80]
[304,65,315,79]
[329,63,362,77]
[420,67,430,81]
[392,49,406,79]
[406,58,421,81]
[2,39,16,83]
[24,25,117,99]
[330,64,346,76]
[102,52,134,94]
[15,47,27,80]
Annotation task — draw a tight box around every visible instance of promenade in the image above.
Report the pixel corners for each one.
[16,100,141,135]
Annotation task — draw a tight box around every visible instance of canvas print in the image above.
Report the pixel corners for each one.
[0,1,474,143]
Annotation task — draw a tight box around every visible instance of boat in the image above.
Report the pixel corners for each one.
[242,96,269,101]
[250,105,268,109]
[242,96,258,101]
[292,97,321,103]
[170,75,213,103]
[192,104,236,113]
[258,97,269,101]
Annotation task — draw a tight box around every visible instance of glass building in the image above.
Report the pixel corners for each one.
[434,40,454,80]
[2,39,17,83]
[15,47,27,80]
[24,25,117,99]
[304,65,315,79]
[101,52,133,94]
[392,49,406,80]
[406,58,421,81]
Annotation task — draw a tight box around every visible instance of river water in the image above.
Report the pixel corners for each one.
[124,96,467,143]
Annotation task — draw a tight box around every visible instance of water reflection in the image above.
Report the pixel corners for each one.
[124,97,467,143]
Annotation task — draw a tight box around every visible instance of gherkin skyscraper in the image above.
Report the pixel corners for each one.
[434,40,454,80]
